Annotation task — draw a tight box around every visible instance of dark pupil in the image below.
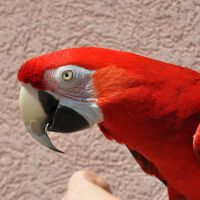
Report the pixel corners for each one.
[65,73,69,77]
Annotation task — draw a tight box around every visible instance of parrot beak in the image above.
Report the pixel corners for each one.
[19,84,90,153]
[19,84,64,153]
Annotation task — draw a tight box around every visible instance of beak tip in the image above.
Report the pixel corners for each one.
[50,148,65,154]
[30,131,64,154]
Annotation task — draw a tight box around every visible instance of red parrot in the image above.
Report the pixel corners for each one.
[17,47,200,200]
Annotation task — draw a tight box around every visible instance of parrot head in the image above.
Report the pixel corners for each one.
[17,47,140,152]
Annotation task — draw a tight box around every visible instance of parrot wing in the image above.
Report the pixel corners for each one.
[128,148,188,199]
[128,148,167,186]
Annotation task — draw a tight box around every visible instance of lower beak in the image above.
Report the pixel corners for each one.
[19,84,63,153]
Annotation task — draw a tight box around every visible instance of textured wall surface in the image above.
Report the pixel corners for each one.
[0,0,200,200]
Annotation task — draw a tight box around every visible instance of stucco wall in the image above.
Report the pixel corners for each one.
[0,0,200,200]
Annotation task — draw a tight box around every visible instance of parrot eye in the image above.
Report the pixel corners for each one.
[62,70,73,81]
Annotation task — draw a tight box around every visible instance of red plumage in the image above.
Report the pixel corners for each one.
[18,47,200,200]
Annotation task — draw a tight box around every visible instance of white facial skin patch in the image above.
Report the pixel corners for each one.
[44,65,104,127]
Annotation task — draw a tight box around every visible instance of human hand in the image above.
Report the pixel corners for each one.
[61,170,120,200]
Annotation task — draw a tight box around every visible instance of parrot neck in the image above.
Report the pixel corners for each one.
[98,93,200,162]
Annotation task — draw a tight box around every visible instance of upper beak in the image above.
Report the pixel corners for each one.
[19,84,64,153]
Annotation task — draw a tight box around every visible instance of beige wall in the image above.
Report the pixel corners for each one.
[0,0,200,199]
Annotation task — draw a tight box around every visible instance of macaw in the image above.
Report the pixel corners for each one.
[17,47,200,200]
